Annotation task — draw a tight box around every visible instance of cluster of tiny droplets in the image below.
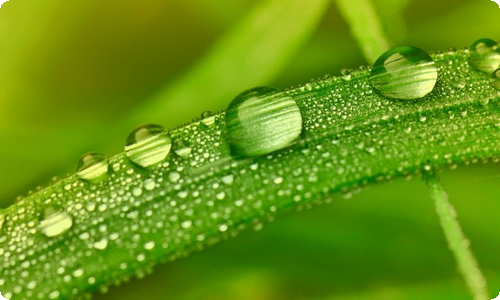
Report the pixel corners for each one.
[1,40,500,299]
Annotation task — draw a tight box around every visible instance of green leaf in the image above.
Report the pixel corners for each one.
[1,46,500,299]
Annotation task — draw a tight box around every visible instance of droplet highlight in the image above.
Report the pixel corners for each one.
[76,152,109,181]
[125,124,172,167]
[225,86,303,157]
[39,206,73,237]
[369,46,438,100]
[468,38,500,74]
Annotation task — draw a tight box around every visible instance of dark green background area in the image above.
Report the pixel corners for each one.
[0,0,499,299]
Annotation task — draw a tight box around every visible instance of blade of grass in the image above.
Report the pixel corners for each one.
[424,170,489,300]
[334,0,391,63]
[1,47,500,299]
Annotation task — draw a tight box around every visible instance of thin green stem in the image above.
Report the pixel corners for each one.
[424,170,489,300]
[335,0,391,63]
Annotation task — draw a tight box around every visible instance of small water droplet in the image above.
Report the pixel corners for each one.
[218,224,228,232]
[173,140,192,157]
[225,86,303,157]
[452,76,466,89]
[168,172,181,182]
[221,174,234,185]
[93,238,108,250]
[468,38,500,74]
[490,68,500,90]
[181,220,192,229]
[132,187,143,197]
[49,290,61,299]
[200,111,216,126]
[340,68,351,81]
[144,241,155,250]
[73,268,85,277]
[76,152,109,181]
[144,178,155,191]
[39,206,73,237]
[369,46,437,100]
[125,124,172,167]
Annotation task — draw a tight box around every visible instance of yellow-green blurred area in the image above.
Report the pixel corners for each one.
[0,0,499,299]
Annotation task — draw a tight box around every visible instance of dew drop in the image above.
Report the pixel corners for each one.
[48,290,60,299]
[144,178,156,191]
[125,124,172,167]
[200,111,216,126]
[173,140,192,157]
[181,220,192,229]
[490,68,500,90]
[452,76,466,89]
[144,241,155,250]
[93,238,108,250]
[468,38,500,74]
[225,86,303,157]
[132,187,143,197]
[76,152,109,181]
[168,172,181,183]
[221,174,234,185]
[369,46,437,100]
[39,206,73,237]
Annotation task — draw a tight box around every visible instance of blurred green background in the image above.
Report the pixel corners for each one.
[0,0,499,299]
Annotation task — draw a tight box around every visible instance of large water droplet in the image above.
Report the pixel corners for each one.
[125,124,172,167]
[39,206,73,237]
[76,152,109,181]
[491,68,500,90]
[468,38,500,74]
[369,46,437,100]
[225,86,303,157]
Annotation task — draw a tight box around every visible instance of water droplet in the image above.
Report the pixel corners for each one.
[125,124,172,167]
[200,111,216,126]
[48,290,60,299]
[144,241,155,250]
[221,174,234,185]
[468,38,500,74]
[76,152,109,181]
[132,187,143,197]
[369,46,437,100]
[173,140,192,157]
[168,172,181,182]
[225,86,303,157]
[144,178,156,191]
[93,238,108,250]
[490,68,500,90]
[73,268,84,277]
[181,220,192,229]
[452,76,466,89]
[39,206,73,237]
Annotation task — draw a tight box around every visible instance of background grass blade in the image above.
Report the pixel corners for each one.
[425,170,489,300]
[126,0,331,128]
[335,0,391,63]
